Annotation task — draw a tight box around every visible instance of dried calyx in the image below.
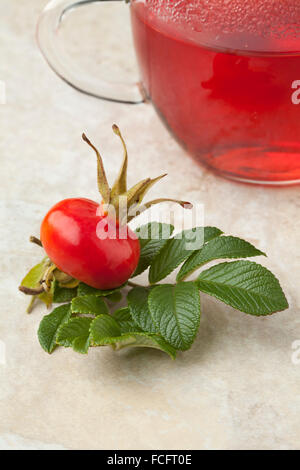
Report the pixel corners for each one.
[18,237,78,311]
[82,124,192,223]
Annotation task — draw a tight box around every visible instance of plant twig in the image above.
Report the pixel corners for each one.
[19,285,45,295]
[29,236,43,247]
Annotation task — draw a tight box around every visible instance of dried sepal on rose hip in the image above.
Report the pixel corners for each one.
[19,125,191,311]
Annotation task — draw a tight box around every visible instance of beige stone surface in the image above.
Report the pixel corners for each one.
[0,0,299,450]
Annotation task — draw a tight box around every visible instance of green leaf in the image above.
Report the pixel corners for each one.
[112,333,177,359]
[37,304,71,353]
[149,226,222,284]
[21,258,47,289]
[113,307,142,333]
[21,258,54,307]
[113,307,132,322]
[90,315,122,344]
[196,260,288,316]
[133,222,174,277]
[105,291,122,303]
[177,236,266,281]
[57,317,93,354]
[90,315,176,359]
[148,282,201,350]
[53,280,78,303]
[77,282,123,297]
[127,287,157,333]
[71,295,109,316]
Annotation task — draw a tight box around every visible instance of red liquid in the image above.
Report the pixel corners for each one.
[131,0,300,183]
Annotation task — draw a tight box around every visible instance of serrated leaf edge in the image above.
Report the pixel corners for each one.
[56,317,92,354]
[177,235,266,282]
[71,295,109,316]
[89,315,176,359]
[127,286,158,334]
[196,260,289,316]
[132,222,175,277]
[77,282,126,297]
[37,304,71,354]
[148,283,201,351]
[149,226,223,284]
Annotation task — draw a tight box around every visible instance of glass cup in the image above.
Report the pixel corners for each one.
[37,0,300,185]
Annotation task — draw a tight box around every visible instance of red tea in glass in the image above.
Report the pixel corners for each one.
[37,0,300,184]
[131,0,300,184]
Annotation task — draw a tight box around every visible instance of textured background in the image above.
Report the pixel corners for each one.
[0,0,299,450]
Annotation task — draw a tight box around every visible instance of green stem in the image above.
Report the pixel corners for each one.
[26,296,36,314]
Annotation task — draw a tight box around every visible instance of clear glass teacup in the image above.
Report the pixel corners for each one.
[37,0,300,185]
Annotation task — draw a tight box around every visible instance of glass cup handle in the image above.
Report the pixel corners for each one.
[36,0,144,104]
